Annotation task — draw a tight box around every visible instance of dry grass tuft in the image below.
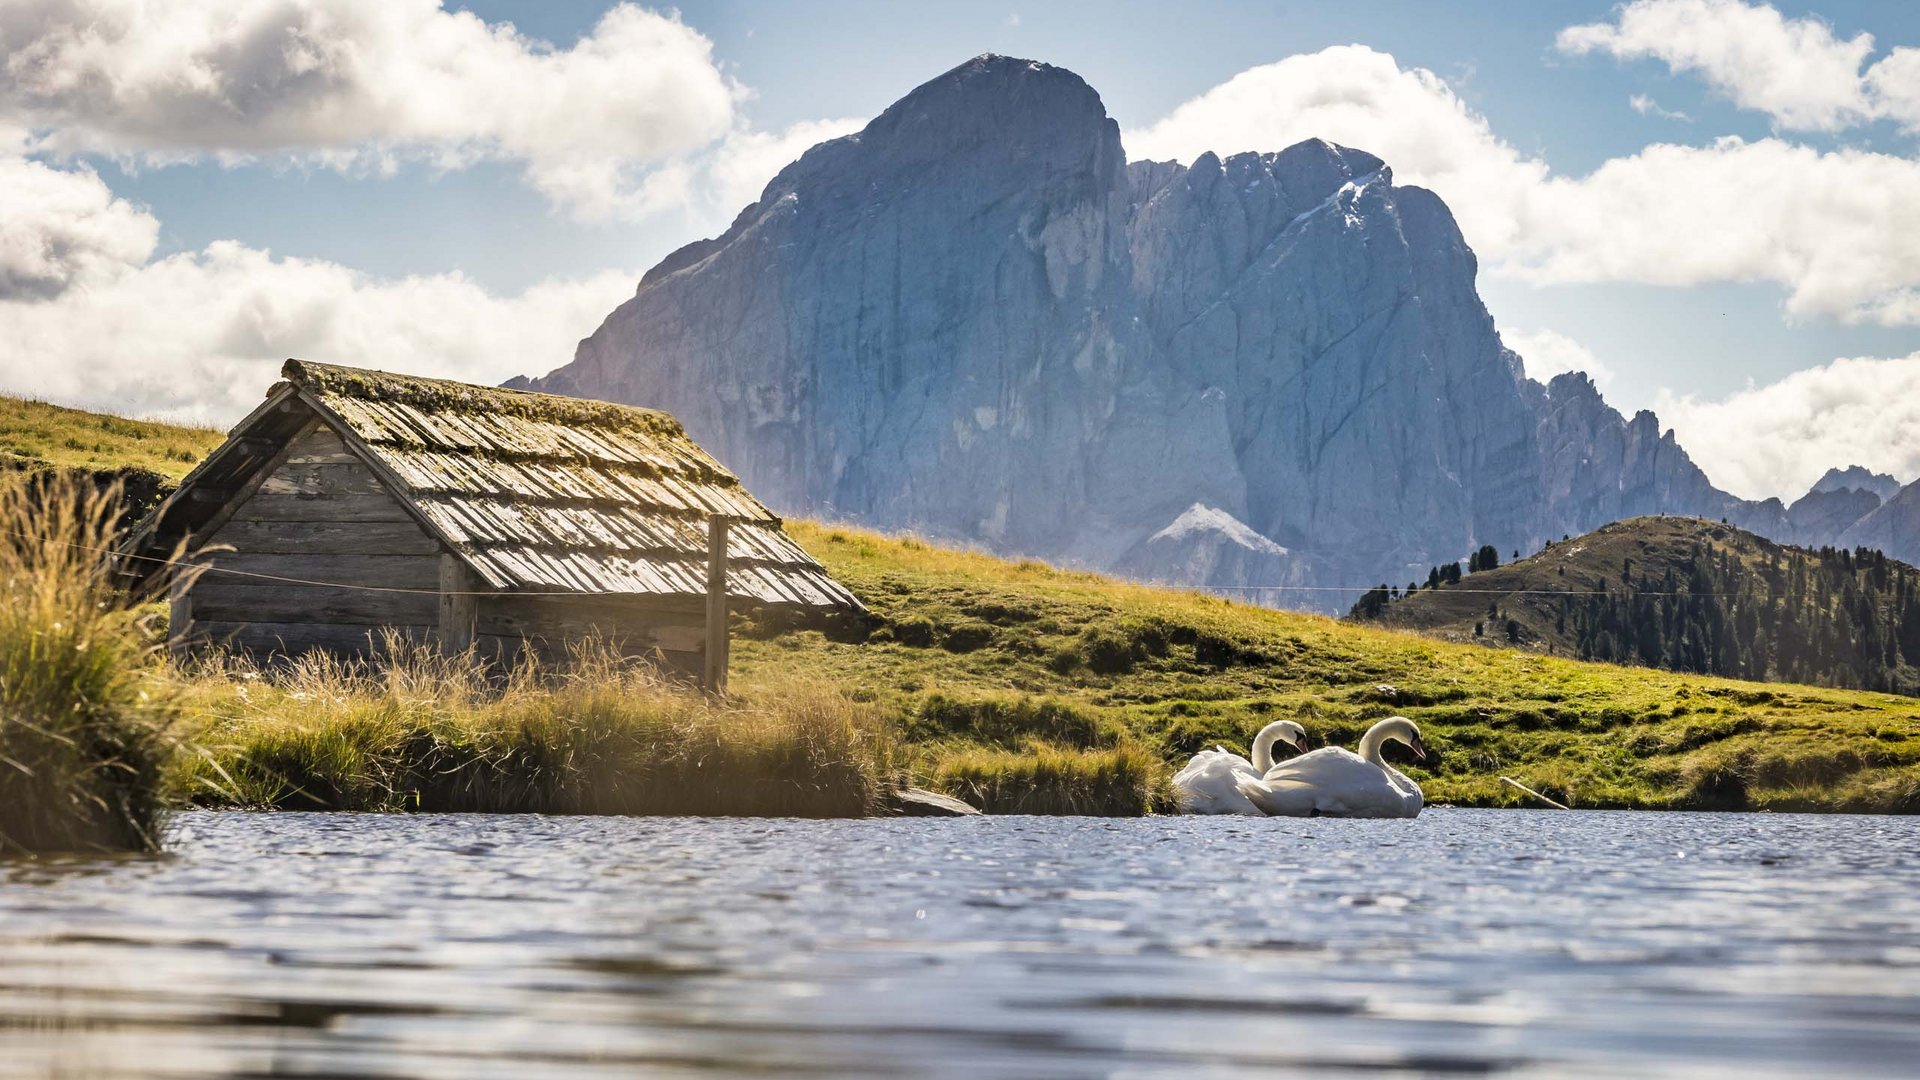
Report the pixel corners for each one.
[0,475,181,854]
[171,637,897,818]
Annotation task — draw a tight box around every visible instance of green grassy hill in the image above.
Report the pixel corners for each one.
[1353,517,1920,697]
[733,522,1920,813]
[0,394,223,480]
[5,393,1915,816]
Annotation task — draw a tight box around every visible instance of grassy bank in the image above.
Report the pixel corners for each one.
[0,477,180,854]
[12,386,1920,824]
[172,522,1920,816]
[721,524,1920,813]
[170,641,895,818]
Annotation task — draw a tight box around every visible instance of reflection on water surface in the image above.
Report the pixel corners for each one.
[2,810,1916,1078]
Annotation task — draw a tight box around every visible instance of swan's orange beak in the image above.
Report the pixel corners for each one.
[1290,735,1310,755]
[1409,737,1428,762]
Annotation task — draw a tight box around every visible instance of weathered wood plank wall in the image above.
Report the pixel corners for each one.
[180,427,441,658]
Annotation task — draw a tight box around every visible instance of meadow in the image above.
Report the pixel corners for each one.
[6,396,1920,853]
[727,523,1920,815]
[0,395,221,479]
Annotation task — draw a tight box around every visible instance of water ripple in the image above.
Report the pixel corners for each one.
[0,809,1915,1077]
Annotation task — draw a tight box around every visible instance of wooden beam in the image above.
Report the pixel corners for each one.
[190,581,439,626]
[197,621,435,658]
[232,493,419,524]
[196,552,439,589]
[703,515,729,695]
[438,553,479,654]
[208,519,440,556]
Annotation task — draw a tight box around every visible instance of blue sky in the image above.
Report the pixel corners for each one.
[5,0,1920,499]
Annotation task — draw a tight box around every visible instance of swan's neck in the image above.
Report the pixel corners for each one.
[1357,724,1390,765]
[1251,726,1279,773]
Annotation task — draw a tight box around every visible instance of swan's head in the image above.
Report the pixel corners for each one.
[1256,719,1310,756]
[1380,716,1427,761]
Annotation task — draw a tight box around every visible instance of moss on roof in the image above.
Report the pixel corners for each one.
[281,359,685,437]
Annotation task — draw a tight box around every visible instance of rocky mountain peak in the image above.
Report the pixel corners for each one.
[1809,465,1902,502]
[524,55,1916,609]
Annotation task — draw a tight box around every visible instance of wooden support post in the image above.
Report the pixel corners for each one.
[167,568,194,663]
[704,514,730,695]
[438,554,478,653]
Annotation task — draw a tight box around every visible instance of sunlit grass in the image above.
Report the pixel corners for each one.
[0,394,221,480]
[728,521,1920,814]
[931,743,1170,815]
[170,638,896,818]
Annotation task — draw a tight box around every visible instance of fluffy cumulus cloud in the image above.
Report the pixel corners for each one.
[0,225,636,421]
[0,0,851,220]
[1557,0,1884,131]
[1502,327,1615,388]
[1654,355,1920,500]
[1123,44,1920,326]
[0,1,868,419]
[0,151,156,298]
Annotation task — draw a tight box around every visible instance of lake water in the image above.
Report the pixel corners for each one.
[1,810,1916,1078]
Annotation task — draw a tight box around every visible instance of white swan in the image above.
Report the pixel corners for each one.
[1171,720,1309,815]
[1235,716,1426,819]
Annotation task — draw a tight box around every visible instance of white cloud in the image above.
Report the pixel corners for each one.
[0,152,156,297]
[1654,354,1920,500]
[590,116,864,223]
[1502,327,1615,388]
[1629,94,1691,121]
[1865,46,1920,131]
[1123,44,1920,326]
[1558,0,1920,133]
[0,234,635,422]
[1125,46,1548,261]
[1558,0,1875,130]
[0,0,861,419]
[1517,138,1920,325]
[0,0,792,220]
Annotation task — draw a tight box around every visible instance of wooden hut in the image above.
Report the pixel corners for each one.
[119,360,862,686]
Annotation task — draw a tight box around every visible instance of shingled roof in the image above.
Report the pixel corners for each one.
[126,360,862,610]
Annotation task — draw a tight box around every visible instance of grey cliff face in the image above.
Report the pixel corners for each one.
[1786,487,1883,546]
[1840,479,1920,562]
[525,54,1910,609]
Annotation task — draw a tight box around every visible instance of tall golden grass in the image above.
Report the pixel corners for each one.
[0,475,180,853]
[172,638,898,818]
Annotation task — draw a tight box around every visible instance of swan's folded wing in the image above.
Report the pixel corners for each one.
[1233,774,1321,817]
[1174,750,1264,814]
[1177,749,1262,785]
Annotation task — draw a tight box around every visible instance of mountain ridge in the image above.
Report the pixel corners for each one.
[1352,515,1920,697]
[522,53,1916,609]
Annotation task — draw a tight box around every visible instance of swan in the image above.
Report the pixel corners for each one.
[1235,716,1426,819]
[1171,720,1309,815]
